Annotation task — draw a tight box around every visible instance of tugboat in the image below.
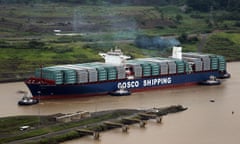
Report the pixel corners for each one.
[199,75,221,85]
[109,88,131,96]
[218,72,231,79]
[18,93,39,106]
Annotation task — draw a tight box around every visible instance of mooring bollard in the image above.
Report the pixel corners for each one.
[139,120,146,128]
[122,125,129,133]
[76,129,100,140]
[93,132,100,140]
[156,116,162,123]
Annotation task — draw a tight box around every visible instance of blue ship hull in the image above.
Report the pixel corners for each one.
[26,71,223,99]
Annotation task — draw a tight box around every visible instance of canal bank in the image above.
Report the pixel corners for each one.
[1,105,187,144]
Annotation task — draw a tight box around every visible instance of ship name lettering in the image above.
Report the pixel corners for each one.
[117,81,140,89]
[143,77,172,87]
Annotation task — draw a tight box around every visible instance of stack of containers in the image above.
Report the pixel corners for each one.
[182,57,203,72]
[116,66,126,79]
[126,61,142,78]
[137,58,169,75]
[154,58,176,75]
[75,64,98,82]
[136,60,160,76]
[50,66,77,84]
[87,68,98,82]
[174,60,185,73]
[35,67,63,84]
[93,62,126,80]
[184,61,190,73]
[104,66,117,80]
[158,62,168,75]
[217,56,226,71]
[133,64,142,78]
[61,68,76,84]
[83,62,118,81]
[201,56,211,71]
[76,62,125,81]
[209,55,219,70]
[167,61,177,74]
[156,58,176,75]
[182,53,211,71]
[96,67,107,81]
[36,66,77,84]
[77,69,88,83]
[57,65,88,84]
[78,62,107,81]
[140,62,151,77]
[150,62,160,76]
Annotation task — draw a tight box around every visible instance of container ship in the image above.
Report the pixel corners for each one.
[25,46,230,99]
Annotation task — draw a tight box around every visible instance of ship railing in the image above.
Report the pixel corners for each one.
[26,77,56,85]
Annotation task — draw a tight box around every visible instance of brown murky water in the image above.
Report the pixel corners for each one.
[0,62,240,144]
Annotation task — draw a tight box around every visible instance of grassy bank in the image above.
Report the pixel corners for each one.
[203,32,240,61]
[0,3,240,81]
[0,105,187,144]
[0,109,138,143]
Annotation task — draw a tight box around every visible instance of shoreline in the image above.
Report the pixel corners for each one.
[0,105,187,144]
[0,78,27,83]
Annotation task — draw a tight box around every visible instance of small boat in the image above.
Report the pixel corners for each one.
[210,99,215,103]
[18,94,39,106]
[218,72,231,79]
[109,88,131,96]
[199,76,221,85]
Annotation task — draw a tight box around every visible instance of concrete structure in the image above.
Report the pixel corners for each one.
[55,111,91,123]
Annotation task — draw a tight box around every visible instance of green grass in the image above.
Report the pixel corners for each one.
[214,32,240,45]
[0,116,39,133]
[0,106,186,143]
[0,110,137,143]
[203,32,240,61]
[182,43,198,52]
[0,4,240,81]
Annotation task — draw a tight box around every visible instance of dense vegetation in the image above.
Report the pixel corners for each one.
[203,32,240,61]
[187,0,240,12]
[0,0,184,5]
[0,1,239,81]
[1,0,240,13]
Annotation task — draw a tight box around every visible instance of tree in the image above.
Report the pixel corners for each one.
[175,14,183,23]
[178,33,188,43]
[186,0,214,12]
[28,40,45,49]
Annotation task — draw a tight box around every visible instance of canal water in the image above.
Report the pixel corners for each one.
[0,62,239,144]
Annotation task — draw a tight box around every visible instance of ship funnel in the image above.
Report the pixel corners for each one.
[172,46,182,59]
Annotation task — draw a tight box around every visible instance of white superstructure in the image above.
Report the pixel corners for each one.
[99,49,131,65]
[172,46,182,59]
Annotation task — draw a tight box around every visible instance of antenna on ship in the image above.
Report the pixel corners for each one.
[37,90,41,127]
[38,64,42,127]
[40,64,43,83]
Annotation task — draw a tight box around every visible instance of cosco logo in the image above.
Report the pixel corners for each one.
[117,81,140,89]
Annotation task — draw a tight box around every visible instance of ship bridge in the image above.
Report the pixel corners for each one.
[99,49,131,65]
